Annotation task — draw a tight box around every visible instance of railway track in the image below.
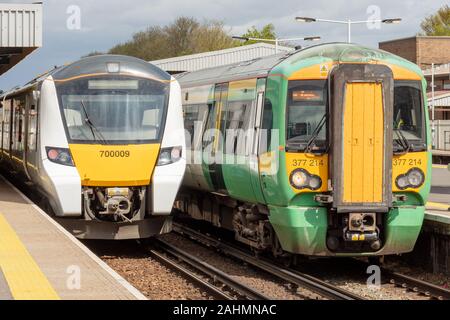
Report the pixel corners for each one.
[147,238,270,300]
[384,268,450,300]
[348,259,450,300]
[172,222,364,300]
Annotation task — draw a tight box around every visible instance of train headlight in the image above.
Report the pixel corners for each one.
[290,169,322,191]
[407,168,425,188]
[46,147,75,167]
[309,175,323,190]
[157,146,182,166]
[396,176,409,190]
[291,169,308,189]
[395,168,425,190]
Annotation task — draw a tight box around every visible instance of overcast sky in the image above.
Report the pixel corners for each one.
[0,0,447,90]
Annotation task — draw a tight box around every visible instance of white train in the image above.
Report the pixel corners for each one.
[0,55,186,239]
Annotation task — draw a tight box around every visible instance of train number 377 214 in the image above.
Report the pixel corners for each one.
[99,150,131,158]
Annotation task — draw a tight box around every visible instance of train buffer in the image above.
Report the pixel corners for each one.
[0,175,146,300]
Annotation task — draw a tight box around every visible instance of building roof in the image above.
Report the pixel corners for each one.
[0,3,43,76]
[379,35,450,44]
[150,43,295,73]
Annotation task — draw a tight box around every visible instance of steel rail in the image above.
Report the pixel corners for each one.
[149,248,234,300]
[153,238,271,300]
[173,223,364,300]
[385,269,450,300]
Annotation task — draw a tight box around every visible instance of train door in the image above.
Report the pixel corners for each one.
[202,83,228,193]
[221,79,259,202]
[0,99,3,162]
[250,78,266,203]
[11,97,23,168]
[3,99,11,159]
[331,64,393,212]
[249,78,268,204]
[25,91,39,179]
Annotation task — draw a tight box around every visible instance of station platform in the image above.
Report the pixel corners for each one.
[0,176,146,300]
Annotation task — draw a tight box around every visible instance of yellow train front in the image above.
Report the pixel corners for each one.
[178,43,431,257]
[0,55,186,239]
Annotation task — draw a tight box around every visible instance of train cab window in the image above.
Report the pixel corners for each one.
[55,76,169,144]
[393,81,426,152]
[286,80,328,152]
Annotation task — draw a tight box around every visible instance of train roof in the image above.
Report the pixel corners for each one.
[176,42,423,87]
[52,54,172,82]
[1,55,172,99]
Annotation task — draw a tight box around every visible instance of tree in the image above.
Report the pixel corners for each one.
[241,24,276,45]
[82,51,105,58]
[106,17,239,61]
[420,5,450,36]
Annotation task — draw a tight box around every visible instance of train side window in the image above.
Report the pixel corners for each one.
[224,102,249,155]
[259,99,273,155]
[202,103,216,150]
[184,105,199,149]
[0,104,3,131]
[3,99,11,151]
[225,79,257,156]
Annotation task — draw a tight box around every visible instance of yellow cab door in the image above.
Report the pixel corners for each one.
[342,82,384,204]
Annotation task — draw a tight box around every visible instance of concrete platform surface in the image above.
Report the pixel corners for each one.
[0,176,146,300]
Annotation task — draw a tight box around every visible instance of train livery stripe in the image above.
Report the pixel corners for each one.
[343,82,384,203]
[0,213,59,300]
[69,144,160,187]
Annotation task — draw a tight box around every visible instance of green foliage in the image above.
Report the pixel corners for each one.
[420,5,450,36]
[107,17,240,61]
[241,24,276,45]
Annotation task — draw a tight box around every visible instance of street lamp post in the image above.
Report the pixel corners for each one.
[295,16,402,43]
[232,36,321,54]
[432,63,436,149]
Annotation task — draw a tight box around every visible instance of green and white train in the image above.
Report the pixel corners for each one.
[175,43,431,257]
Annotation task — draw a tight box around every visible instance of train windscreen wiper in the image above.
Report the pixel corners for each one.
[393,128,411,154]
[305,114,327,154]
[80,100,108,145]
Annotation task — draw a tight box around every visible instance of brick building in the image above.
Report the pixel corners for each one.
[379,36,450,69]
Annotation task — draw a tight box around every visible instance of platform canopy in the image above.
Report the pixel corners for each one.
[0,3,42,77]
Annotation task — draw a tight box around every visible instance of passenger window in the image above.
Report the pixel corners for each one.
[225,102,252,155]
[225,79,257,156]
[260,99,273,155]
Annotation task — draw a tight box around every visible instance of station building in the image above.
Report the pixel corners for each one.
[380,36,450,154]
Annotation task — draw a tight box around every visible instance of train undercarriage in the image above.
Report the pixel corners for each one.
[175,189,390,258]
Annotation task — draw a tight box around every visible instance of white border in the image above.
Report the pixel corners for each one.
[0,175,147,301]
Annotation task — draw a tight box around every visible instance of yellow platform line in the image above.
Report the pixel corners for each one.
[432,164,448,169]
[426,202,450,211]
[0,213,59,300]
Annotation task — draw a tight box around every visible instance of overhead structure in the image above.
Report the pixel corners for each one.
[150,43,295,74]
[0,3,42,77]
